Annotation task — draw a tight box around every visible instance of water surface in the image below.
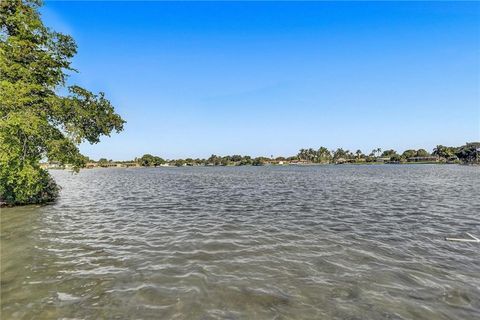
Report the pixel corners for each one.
[1,165,479,319]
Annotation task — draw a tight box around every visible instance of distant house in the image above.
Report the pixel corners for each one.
[407,156,438,162]
[125,162,140,168]
[376,157,391,163]
[266,160,286,165]
[100,162,117,168]
[289,160,309,165]
[113,162,139,168]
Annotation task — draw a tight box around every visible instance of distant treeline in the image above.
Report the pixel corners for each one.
[89,142,479,167]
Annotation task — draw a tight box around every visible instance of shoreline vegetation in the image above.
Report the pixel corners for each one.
[1,1,124,206]
[43,142,480,169]
[1,1,479,207]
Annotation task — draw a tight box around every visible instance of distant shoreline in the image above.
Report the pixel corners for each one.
[44,161,469,171]
[40,142,479,169]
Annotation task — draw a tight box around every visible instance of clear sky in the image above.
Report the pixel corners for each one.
[42,1,479,160]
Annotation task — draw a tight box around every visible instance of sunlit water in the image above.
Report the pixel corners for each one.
[1,165,479,319]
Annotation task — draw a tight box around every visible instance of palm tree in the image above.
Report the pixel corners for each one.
[298,149,306,160]
[355,149,362,160]
[317,147,331,162]
[308,148,316,162]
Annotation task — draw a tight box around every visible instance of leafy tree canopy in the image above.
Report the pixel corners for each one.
[455,142,480,164]
[402,149,417,159]
[433,145,456,159]
[333,148,348,160]
[381,149,398,157]
[415,149,430,158]
[138,154,165,167]
[0,0,125,205]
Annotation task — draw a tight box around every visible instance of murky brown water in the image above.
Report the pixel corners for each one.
[1,165,479,319]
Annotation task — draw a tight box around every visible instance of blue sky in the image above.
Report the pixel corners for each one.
[42,1,479,160]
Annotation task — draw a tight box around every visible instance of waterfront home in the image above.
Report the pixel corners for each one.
[116,162,140,168]
[407,156,438,162]
[289,160,310,165]
[100,162,118,168]
[86,162,98,168]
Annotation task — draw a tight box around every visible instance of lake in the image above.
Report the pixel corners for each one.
[1,165,479,319]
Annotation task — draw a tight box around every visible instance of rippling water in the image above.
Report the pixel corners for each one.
[1,165,479,319]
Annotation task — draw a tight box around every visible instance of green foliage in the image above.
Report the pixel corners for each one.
[455,142,480,164]
[355,149,364,159]
[415,149,430,158]
[402,149,417,159]
[0,0,124,205]
[137,154,165,167]
[252,157,265,166]
[0,161,59,205]
[121,143,477,169]
[207,154,222,166]
[389,154,402,162]
[97,158,111,167]
[381,149,398,158]
[371,148,382,157]
[297,147,332,163]
[433,145,456,159]
[220,158,229,166]
[174,159,185,167]
[238,157,252,166]
[332,148,348,160]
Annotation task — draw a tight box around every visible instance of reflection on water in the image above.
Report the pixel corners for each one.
[1,165,479,319]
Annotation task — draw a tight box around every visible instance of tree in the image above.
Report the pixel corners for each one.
[390,154,402,162]
[0,0,125,205]
[308,148,316,162]
[174,159,185,167]
[432,145,455,159]
[333,148,348,160]
[252,157,265,166]
[381,149,397,158]
[371,148,382,158]
[98,158,109,167]
[455,142,480,164]
[416,149,430,157]
[230,155,242,162]
[298,148,307,160]
[138,154,154,166]
[239,156,252,166]
[137,154,164,167]
[220,158,229,166]
[153,156,165,166]
[317,146,331,163]
[402,149,417,159]
[207,154,221,166]
[355,149,363,160]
